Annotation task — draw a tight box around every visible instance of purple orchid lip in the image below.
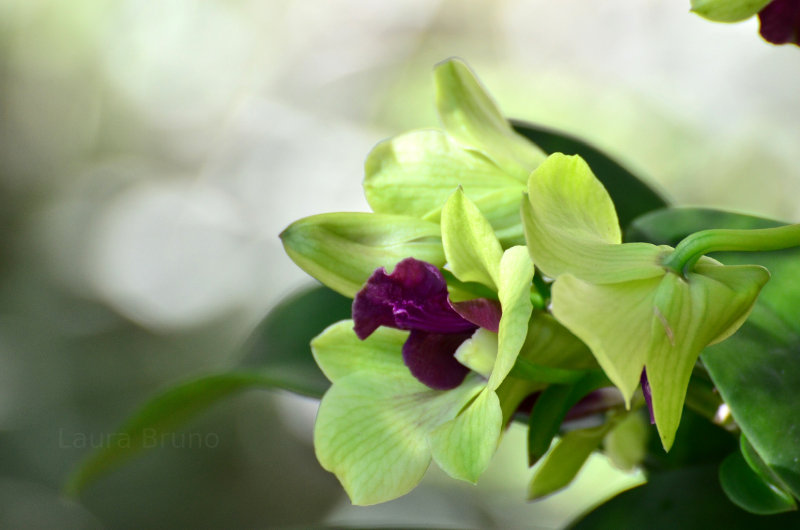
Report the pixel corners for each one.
[352,257,500,390]
[759,0,800,45]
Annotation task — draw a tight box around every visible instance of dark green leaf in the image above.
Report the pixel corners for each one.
[241,284,353,398]
[527,372,609,465]
[628,207,800,499]
[512,121,667,227]
[65,371,304,496]
[720,449,797,515]
[574,464,800,529]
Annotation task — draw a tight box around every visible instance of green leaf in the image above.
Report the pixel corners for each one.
[281,212,445,297]
[488,245,534,389]
[690,0,771,22]
[512,121,667,228]
[441,188,503,289]
[604,411,649,471]
[522,153,666,283]
[65,371,299,496]
[241,284,352,396]
[363,130,527,246]
[429,387,503,483]
[574,464,800,529]
[315,371,485,505]
[528,421,615,500]
[629,207,800,496]
[527,372,610,465]
[720,450,797,515]
[434,58,545,181]
[311,320,409,383]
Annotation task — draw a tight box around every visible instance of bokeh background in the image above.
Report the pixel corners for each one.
[1,0,799,528]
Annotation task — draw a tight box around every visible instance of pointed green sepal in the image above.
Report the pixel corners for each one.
[551,274,659,407]
[441,188,504,289]
[488,245,534,389]
[280,212,445,297]
[434,58,544,181]
[428,387,503,483]
[646,263,769,450]
[690,0,771,23]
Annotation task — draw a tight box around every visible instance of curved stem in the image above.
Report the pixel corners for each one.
[662,223,800,274]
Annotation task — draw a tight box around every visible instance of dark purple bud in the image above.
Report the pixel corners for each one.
[450,298,502,333]
[759,0,800,46]
[641,369,655,425]
[353,257,476,340]
[402,330,472,390]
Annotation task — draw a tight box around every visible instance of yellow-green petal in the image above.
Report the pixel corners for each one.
[551,274,661,406]
[454,328,497,378]
[315,373,484,505]
[428,387,503,483]
[690,0,771,22]
[488,245,534,390]
[646,264,769,450]
[522,153,666,283]
[281,212,445,297]
[441,188,504,290]
[434,58,544,182]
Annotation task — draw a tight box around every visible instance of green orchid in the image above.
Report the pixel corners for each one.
[364,58,545,247]
[311,189,535,504]
[521,153,770,450]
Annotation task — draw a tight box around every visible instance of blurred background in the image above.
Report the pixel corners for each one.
[1,0,799,528]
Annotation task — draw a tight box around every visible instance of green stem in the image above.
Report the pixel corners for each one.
[662,223,800,274]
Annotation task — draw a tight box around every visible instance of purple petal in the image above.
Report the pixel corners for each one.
[641,369,655,425]
[450,298,502,333]
[759,0,800,45]
[402,330,471,390]
[353,257,475,340]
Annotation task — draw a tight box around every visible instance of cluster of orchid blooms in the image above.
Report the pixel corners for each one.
[280,59,791,505]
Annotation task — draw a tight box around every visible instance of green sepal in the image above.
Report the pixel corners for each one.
[428,387,503,484]
[527,372,611,466]
[363,130,527,246]
[441,188,504,289]
[647,264,769,450]
[528,420,617,500]
[434,58,544,181]
[603,410,649,471]
[488,245,534,389]
[280,212,444,297]
[690,0,771,22]
[522,153,666,283]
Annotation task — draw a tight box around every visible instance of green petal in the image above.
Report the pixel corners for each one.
[434,58,544,181]
[454,328,497,378]
[441,188,504,289]
[690,0,771,22]
[518,312,597,371]
[311,320,409,383]
[281,212,444,297]
[428,387,503,483]
[551,274,662,406]
[523,153,665,282]
[646,264,769,450]
[315,373,484,505]
[488,246,534,390]
[603,411,649,471]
